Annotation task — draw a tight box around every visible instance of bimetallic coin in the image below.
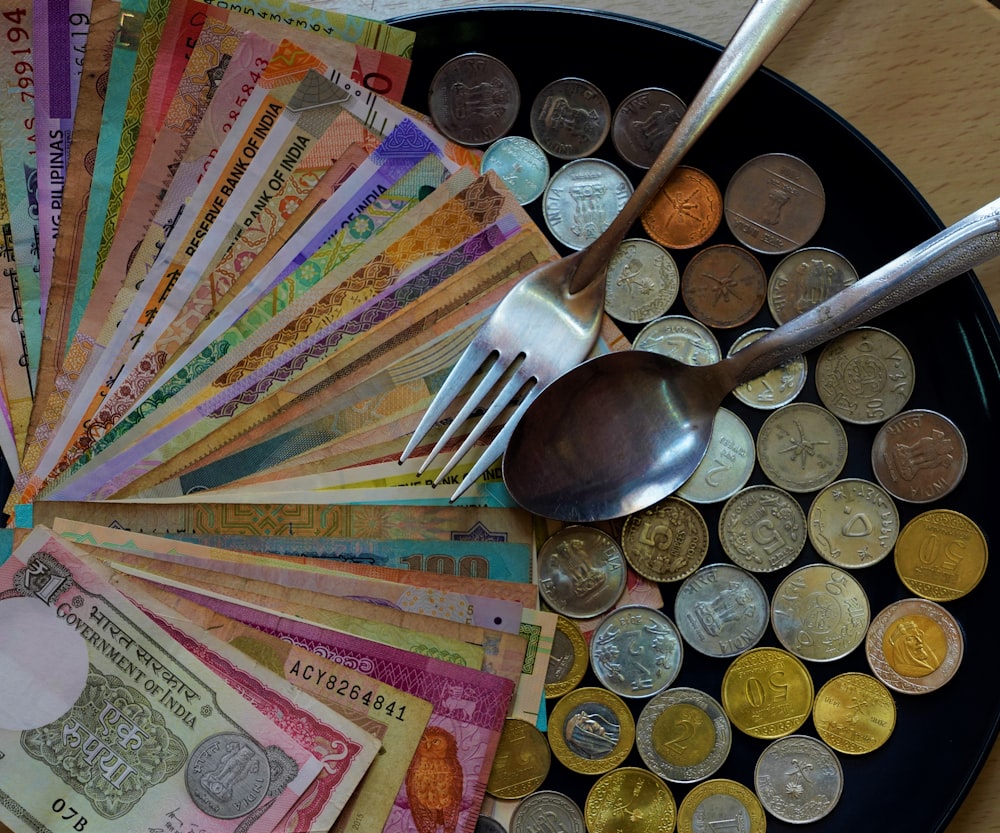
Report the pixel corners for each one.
[480,136,550,205]
[485,718,551,799]
[871,408,968,503]
[585,766,677,833]
[812,671,897,754]
[676,779,766,833]
[866,597,964,694]
[808,477,900,569]
[510,791,584,833]
[675,563,769,658]
[641,166,723,249]
[611,86,687,169]
[719,484,808,573]
[427,52,520,146]
[545,614,589,699]
[547,686,635,774]
[766,246,859,324]
[620,495,710,582]
[756,402,848,493]
[186,732,274,818]
[754,734,843,823]
[894,509,988,601]
[589,604,683,698]
[721,647,815,739]
[724,152,826,255]
[530,76,611,159]
[604,237,680,324]
[771,563,870,662]
[632,314,722,366]
[637,687,732,784]
[676,407,755,504]
[542,157,633,250]
[681,243,766,329]
[728,327,807,409]
[537,525,627,619]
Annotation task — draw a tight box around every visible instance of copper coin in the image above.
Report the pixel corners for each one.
[681,243,766,328]
[427,52,520,146]
[529,76,611,159]
[767,246,859,324]
[724,152,826,254]
[611,86,687,169]
[641,166,723,249]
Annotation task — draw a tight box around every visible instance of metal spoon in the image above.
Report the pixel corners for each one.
[502,196,1000,522]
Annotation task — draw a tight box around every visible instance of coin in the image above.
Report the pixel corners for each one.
[870,408,968,503]
[545,614,589,699]
[637,687,732,784]
[676,407,755,504]
[893,508,988,601]
[480,136,551,205]
[486,717,551,799]
[674,563,769,658]
[427,52,520,146]
[676,779,767,833]
[529,76,611,159]
[641,166,723,249]
[807,477,900,569]
[756,401,848,493]
[866,597,964,694]
[812,671,897,754]
[537,525,627,618]
[720,647,814,739]
[724,152,826,254]
[815,326,915,423]
[589,604,683,698]
[475,814,508,833]
[728,327,808,410]
[585,766,677,833]
[632,314,721,366]
[604,237,680,324]
[547,686,635,774]
[611,86,687,168]
[186,732,272,818]
[754,734,843,823]
[766,246,858,324]
[541,157,633,250]
[620,495,710,582]
[681,243,766,328]
[771,562,870,662]
[510,790,584,833]
[718,484,808,573]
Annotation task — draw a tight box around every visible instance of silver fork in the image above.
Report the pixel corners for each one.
[399,0,817,499]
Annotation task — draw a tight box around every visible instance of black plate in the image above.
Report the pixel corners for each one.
[391,6,1000,833]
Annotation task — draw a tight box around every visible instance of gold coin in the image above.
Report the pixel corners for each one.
[620,495,709,582]
[807,477,900,569]
[893,508,988,601]
[485,717,551,799]
[547,686,635,775]
[585,766,677,833]
[641,166,723,249]
[676,778,766,833]
[812,671,896,754]
[545,614,589,699]
[720,646,814,739]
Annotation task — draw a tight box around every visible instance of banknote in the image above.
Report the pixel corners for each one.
[0,158,30,465]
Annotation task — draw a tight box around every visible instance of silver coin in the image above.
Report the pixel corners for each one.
[676,407,755,504]
[475,815,508,833]
[754,734,844,823]
[510,790,584,833]
[728,327,807,409]
[604,237,680,324]
[186,732,275,818]
[537,525,627,619]
[756,402,848,493]
[530,76,611,159]
[480,136,550,205]
[637,687,732,784]
[427,52,520,146]
[807,477,900,569]
[541,157,633,250]
[589,604,683,698]
[632,314,721,366]
[611,86,687,168]
[674,563,769,658]
[767,246,858,324]
[719,484,808,573]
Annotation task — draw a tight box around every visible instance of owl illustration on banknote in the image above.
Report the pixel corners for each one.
[405,725,465,833]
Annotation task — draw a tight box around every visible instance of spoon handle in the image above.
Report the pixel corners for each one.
[728,195,1000,384]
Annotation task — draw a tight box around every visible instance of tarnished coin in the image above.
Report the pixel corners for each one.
[871,408,968,503]
[719,484,808,573]
[641,166,723,249]
[808,477,900,569]
[590,604,683,699]
[812,671,897,754]
[866,597,964,694]
[894,508,988,601]
[510,790,584,833]
[542,157,633,250]
[674,562,769,658]
[771,563,870,662]
[632,314,721,366]
[620,495,710,582]
[545,614,590,699]
[585,766,677,833]
[187,732,273,818]
[637,687,732,784]
[547,686,635,774]
[681,243,767,329]
[728,327,808,409]
[815,326,915,423]
[754,734,843,823]
[676,407,755,504]
[604,237,680,324]
[537,525,627,619]
[611,86,687,168]
[486,718,551,799]
[721,647,814,739]
[724,152,826,254]
[676,779,767,833]
[427,52,520,146]
[480,136,550,205]
[530,76,611,159]
[766,246,858,324]
[756,402,848,493]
